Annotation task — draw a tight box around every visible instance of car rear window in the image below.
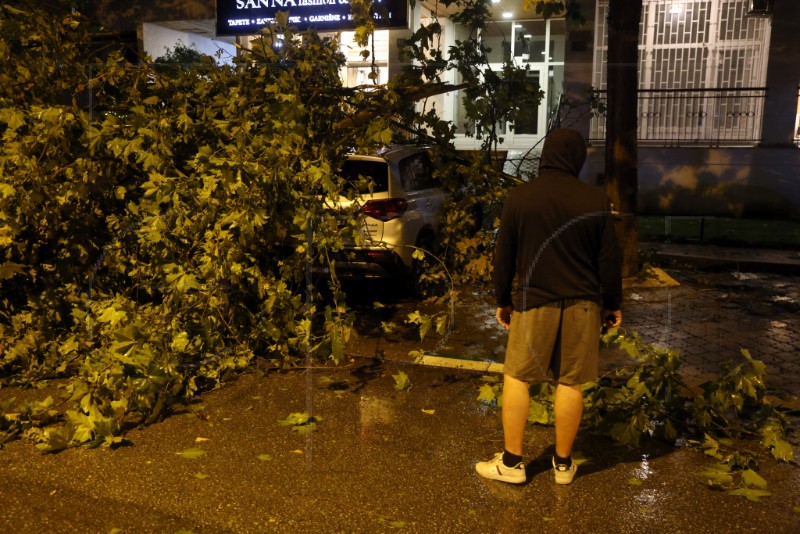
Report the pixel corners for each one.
[341,160,389,194]
[399,153,437,191]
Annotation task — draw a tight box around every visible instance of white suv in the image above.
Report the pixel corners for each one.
[322,145,447,281]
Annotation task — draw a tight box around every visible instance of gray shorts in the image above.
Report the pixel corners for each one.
[503,299,601,385]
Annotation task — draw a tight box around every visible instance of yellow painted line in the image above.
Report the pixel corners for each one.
[624,266,680,289]
[420,355,504,374]
[651,267,680,286]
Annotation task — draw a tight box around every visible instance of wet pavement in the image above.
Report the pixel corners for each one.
[2,365,799,533]
[1,243,799,532]
[623,268,800,396]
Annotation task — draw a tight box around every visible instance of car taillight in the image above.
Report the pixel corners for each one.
[362,198,408,221]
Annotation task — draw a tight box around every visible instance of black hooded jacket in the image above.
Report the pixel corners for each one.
[493,128,622,311]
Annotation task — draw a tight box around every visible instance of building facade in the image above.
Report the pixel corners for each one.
[580,0,800,218]
[87,0,800,217]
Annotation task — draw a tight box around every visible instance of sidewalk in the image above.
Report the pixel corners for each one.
[643,243,800,396]
[655,243,800,272]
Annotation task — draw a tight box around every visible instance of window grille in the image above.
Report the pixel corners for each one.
[591,0,771,146]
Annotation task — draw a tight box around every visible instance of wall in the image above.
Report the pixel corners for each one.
[571,0,800,219]
[583,146,800,218]
[142,23,236,65]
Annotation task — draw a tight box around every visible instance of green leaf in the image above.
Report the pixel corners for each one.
[699,466,733,488]
[294,423,318,435]
[727,487,771,502]
[528,400,551,425]
[626,478,643,486]
[177,447,207,459]
[741,469,768,490]
[0,262,25,279]
[97,306,128,326]
[36,422,76,453]
[166,270,200,293]
[571,452,588,466]
[435,315,448,336]
[699,433,723,459]
[477,384,496,404]
[277,413,321,433]
[770,438,795,462]
[277,413,312,426]
[379,517,407,529]
[393,371,411,391]
[58,335,79,355]
[381,321,396,333]
[0,107,25,130]
[663,419,677,440]
[610,420,642,447]
[171,331,190,352]
[406,310,433,341]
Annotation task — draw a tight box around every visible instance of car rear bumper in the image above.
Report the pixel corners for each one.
[313,248,410,280]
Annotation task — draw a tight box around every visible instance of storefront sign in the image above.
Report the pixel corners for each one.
[216,0,409,35]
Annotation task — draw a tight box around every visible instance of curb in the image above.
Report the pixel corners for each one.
[419,354,503,374]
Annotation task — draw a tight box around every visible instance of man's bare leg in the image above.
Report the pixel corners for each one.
[475,373,530,483]
[554,383,583,458]
[502,374,531,456]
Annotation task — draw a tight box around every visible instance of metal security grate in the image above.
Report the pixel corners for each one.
[591,0,772,146]
[590,87,767,146]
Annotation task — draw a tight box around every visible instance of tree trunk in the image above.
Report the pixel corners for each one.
[604,0,642,278]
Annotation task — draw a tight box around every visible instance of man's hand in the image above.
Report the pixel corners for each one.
[496,306,513,330]
[602,309,622,328]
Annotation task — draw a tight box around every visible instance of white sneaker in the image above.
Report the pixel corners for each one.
[475,452,526,484]
[553,457,578,484]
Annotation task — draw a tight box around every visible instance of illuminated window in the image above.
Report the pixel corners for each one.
[339,30,389,87]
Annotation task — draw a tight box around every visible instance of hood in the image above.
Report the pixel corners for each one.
[539,128,587,177]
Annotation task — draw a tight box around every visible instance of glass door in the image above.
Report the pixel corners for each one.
[509,67,546,141]
[452,18,564,150]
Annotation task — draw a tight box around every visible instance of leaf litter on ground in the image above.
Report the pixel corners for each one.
[277,412,321,434]
[177,447,206,459]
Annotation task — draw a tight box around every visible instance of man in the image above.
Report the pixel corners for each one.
[476,128,622,485]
